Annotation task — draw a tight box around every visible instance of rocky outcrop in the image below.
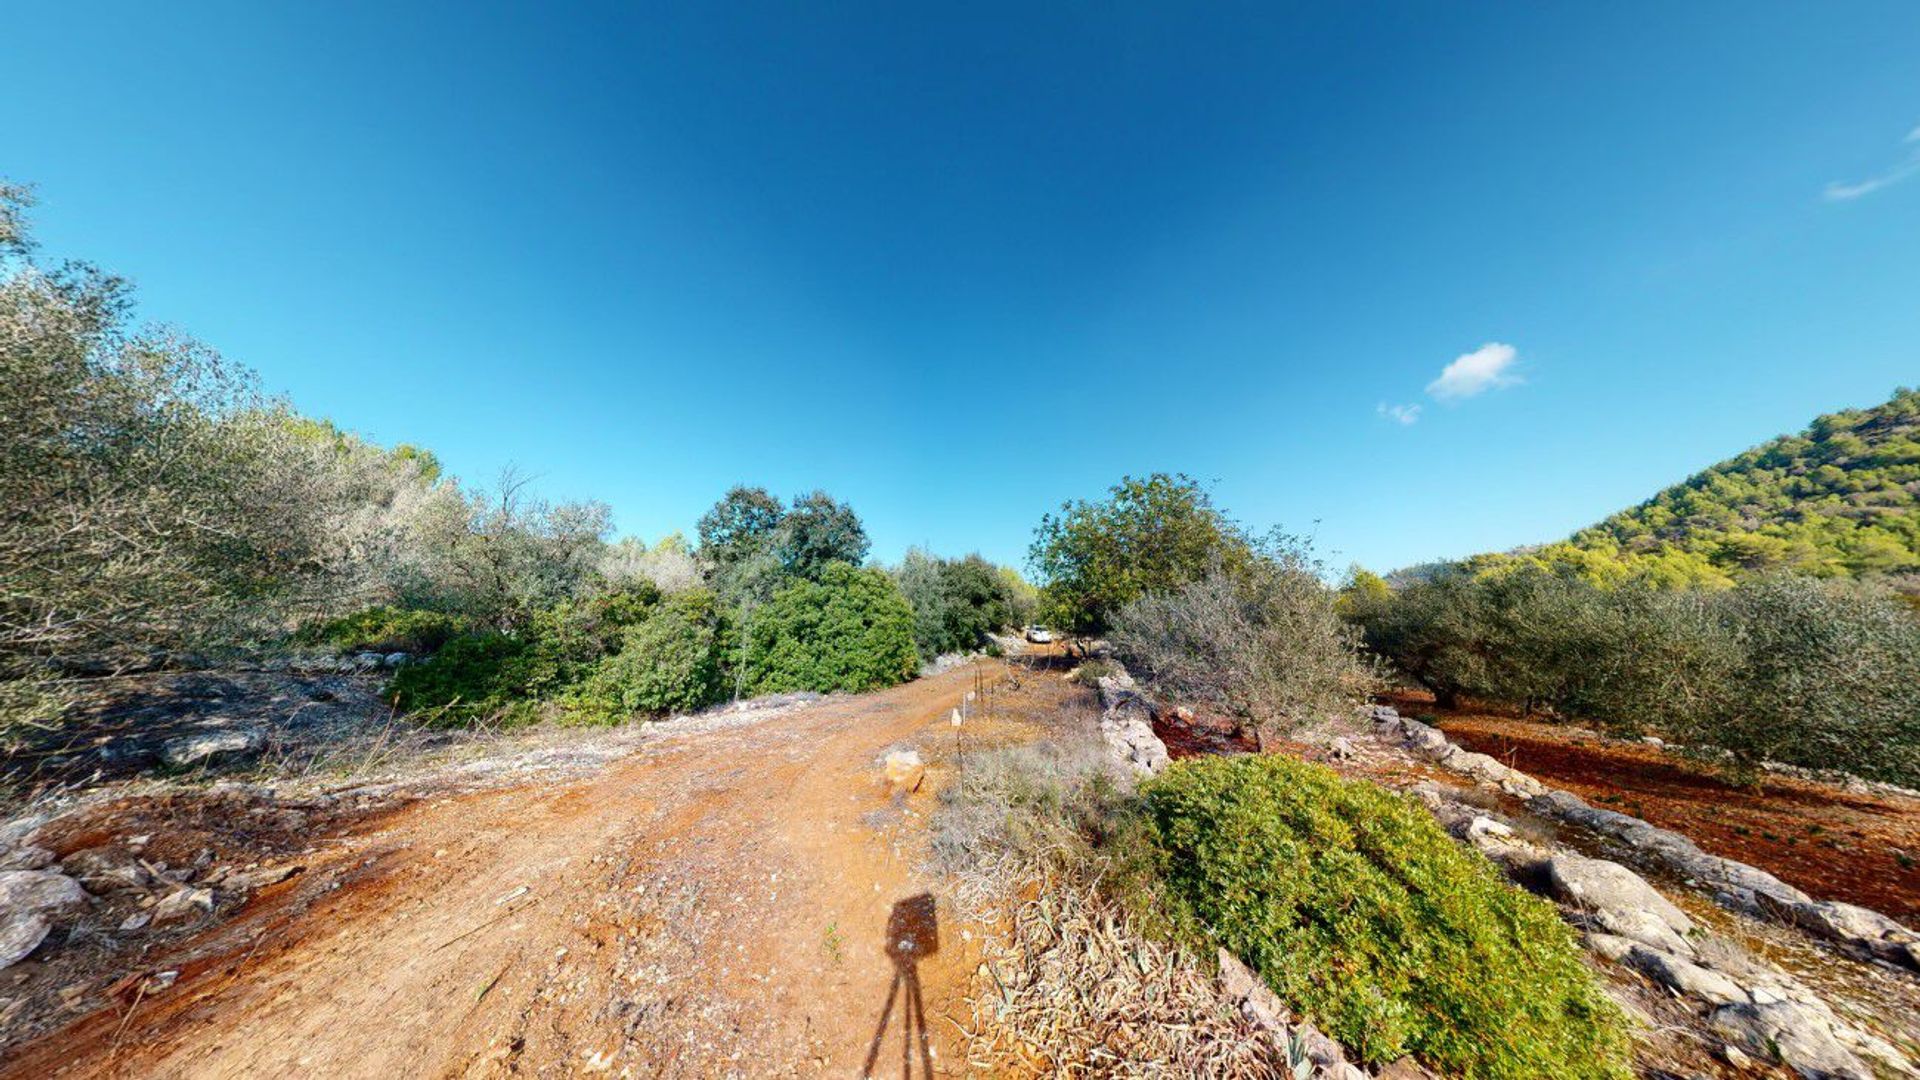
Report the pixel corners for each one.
[1368,707,1542,797]
[161,723,268,768]
[1416,787,1917,1080]
[1094,669,1169,777]
[1545,851,1696,956]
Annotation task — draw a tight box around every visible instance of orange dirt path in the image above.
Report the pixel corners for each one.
[7,661,1073,1079]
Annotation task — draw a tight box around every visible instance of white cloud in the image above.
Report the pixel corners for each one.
[1426,342,1521,401]
[1824,124,1920,201]
[1377,402,1422,425]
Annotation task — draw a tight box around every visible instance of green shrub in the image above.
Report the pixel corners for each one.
[384,583,663,725]
[295,606,472,654]
[740,562,917,694]
[1142,755,1631,1079]
[571,591,730,721]
[386,631,531,723]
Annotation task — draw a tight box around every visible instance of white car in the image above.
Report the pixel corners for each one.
[1024,625,1054,644]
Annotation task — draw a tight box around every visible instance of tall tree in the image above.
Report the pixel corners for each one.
[1029,473,1252,637]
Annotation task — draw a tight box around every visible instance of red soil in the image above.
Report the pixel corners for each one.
[1392,696,1920,923]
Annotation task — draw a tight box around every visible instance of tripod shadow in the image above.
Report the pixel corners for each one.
[862,893,939,1078]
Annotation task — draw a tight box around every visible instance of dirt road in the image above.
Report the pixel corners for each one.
[8,662,1076,1078]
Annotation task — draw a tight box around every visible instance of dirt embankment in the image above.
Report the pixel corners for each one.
[4,660,1081,1079]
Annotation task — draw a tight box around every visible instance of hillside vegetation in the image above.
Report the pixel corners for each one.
[1573,387,1919,581]
[1469,388,1920,588]
[1348,389,1920,785]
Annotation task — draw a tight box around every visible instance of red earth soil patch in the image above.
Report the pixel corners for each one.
[1152,707,1258,759]
[1389,696,1920,923]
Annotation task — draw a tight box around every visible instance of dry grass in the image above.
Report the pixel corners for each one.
[933,736,1309,1077]
[954,858,1292,1078]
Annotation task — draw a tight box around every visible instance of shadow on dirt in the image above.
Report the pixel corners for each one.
[862,893,939,1078]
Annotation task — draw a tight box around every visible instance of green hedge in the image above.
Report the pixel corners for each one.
[1143,755,1630,1079]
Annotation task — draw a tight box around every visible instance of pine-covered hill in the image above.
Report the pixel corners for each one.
[1565,387,1920,584]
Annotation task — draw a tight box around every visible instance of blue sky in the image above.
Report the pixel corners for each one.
[5,3,1917,573]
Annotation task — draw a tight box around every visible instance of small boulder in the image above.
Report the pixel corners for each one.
[1709,1000,1872,1080]
[0,912,50,969]
[882,750,925,797]
[0,845,55,872]
[1217,948,1289,1032]
[1547,853,1695,954]
[0,870,87,970]
[0,870,88,916]
[161,725,267,769]
[1757,896,1920,970]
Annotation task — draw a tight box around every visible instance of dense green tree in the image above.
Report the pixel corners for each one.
[740,563,917,694]
[1028,473,1252,637]
[1559,387,1920,582]
[775,490,870,579]
[894,550,1022,660]
[696,486,785,570]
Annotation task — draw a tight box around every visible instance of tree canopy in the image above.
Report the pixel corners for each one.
[1028,473,1252,636]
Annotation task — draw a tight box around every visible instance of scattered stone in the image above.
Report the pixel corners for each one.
[160,725,267,768]
[383,652,409,668]
[1100,698,1169,777]
[119,911,152,933]
[149,887,214,927]
[60,846,152,894]
[222,864,300,892]
[1329,736,1357,761]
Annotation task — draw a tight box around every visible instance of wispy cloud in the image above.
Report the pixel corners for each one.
[1426,342,1521,401]
[1377,402,1422,425]
[1823,124,1920,201]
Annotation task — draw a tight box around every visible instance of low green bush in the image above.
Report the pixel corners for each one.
[386,631,531,724]
[740,562,917,694]
[384,583,665,725]
[571,591,730,722]
[1142,755,1631,1079]
[295,606,472,655]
